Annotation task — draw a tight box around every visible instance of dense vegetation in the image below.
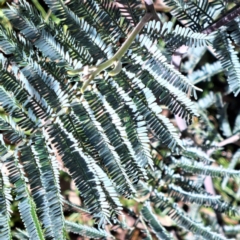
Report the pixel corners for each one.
[0,0,240,239]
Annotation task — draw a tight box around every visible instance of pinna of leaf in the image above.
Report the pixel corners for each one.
[68,0,164,93]
[1,0,240,239]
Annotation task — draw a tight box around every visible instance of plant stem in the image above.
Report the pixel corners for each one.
[206,133,240,156]
[66,0,159,92]
[139,3,172,12]
[80,13,153,92]
[31,0,48,19]
[202,5,240,34]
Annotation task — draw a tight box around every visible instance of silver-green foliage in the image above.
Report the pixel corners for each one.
[0,0,239,239]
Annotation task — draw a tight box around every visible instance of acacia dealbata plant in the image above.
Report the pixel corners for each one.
[0,0,240,239]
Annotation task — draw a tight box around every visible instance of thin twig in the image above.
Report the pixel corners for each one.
[217,133,240,147]
[140,0,172,12]
[202,5,240,34]
[68,0,160,93]
[207,134,240,157]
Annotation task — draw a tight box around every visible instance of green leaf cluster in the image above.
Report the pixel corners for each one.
[0,0,240,239]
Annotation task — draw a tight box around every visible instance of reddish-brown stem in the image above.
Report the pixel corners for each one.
[207,134,240,156]
[171,5,240,70]
[202,5,240,34]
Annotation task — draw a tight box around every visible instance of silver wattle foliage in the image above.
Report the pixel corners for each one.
[0,0,240,239]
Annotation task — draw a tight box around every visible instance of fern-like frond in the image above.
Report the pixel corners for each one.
[52,24,93,65]
[164,0,214,31]
[125,65,199,122]
[94,0,132,36]
[66,0,114,45]
[189,62,223,84]
[37,58,73,94]
[43,0,113,62]
[82,92,140,187]
[21,59,66,109]
[0,57,28,108]
[109,71,183,150]
[152,192,227,240]
[3,8,63,63]
[181,146,215,164]
[91,86,148,178]
[4,66,50,122]
[168,184,235,213]
[146,21,213,51]
[0,28,73,121]
[99,77,153,168]
[65,220,111,239]
[47,121,123,224]
[0,85,38,132]
[61,106,123,216]
[0,113,25,144]
[172,156,240,178]
[133,34,200,100]
[4,4,40,41]
[115,0,142,27]
[141,202,173,240]
[31,133,65,239]
[198,92,216,109]
[213,30,240,96]
[168,174,203,193]
[5,1,88,72]
[0,0,239,238]
[85,92,141,182]
[5,153,45,240]
[70,101,136,195]
[19,143,60,239]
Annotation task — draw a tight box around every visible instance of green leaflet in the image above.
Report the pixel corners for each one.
[75,96,137,195]
[94,0,132,36]
[84,90,146,181]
